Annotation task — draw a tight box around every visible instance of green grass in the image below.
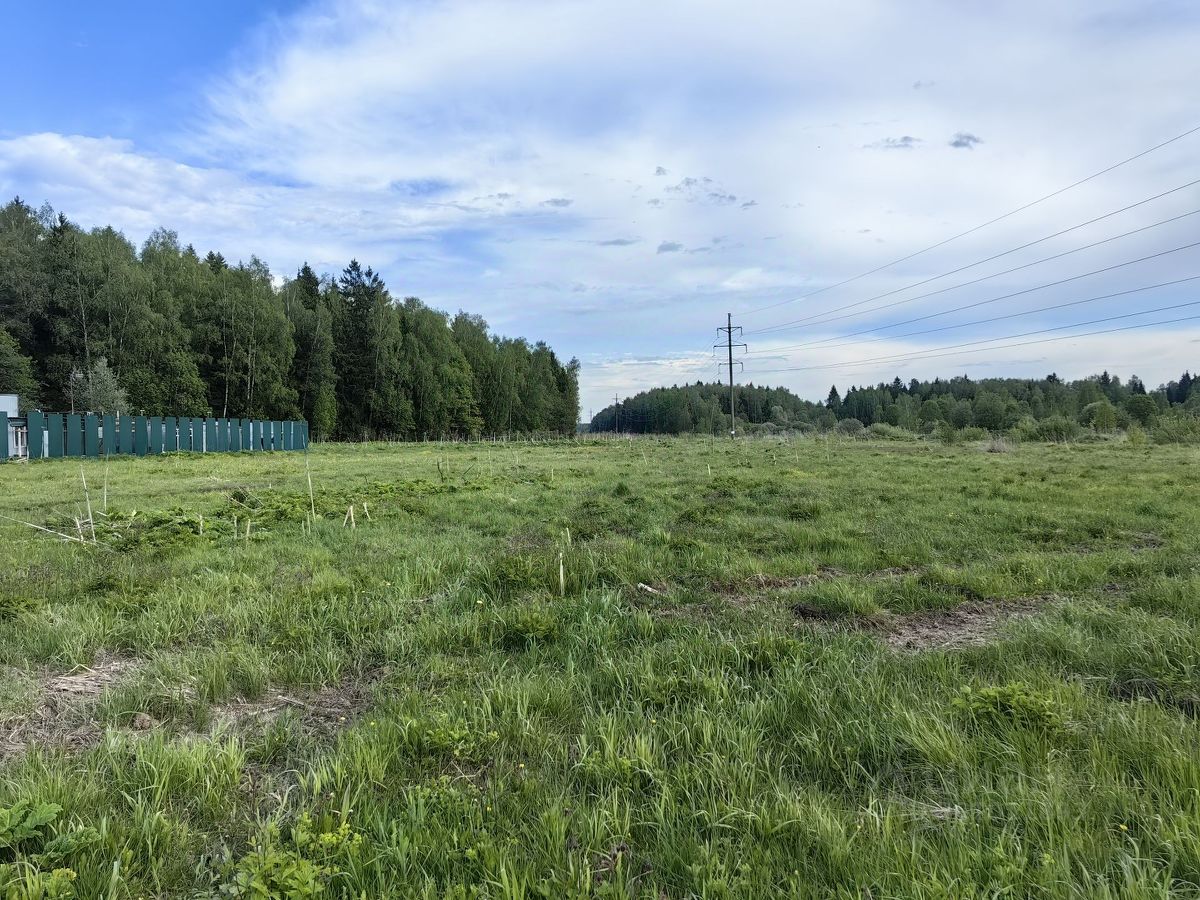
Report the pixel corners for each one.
[0,436,1197,898]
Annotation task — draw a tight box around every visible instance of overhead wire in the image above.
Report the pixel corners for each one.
[746,303,1200,374]
[748,202,1200,335]
[746,238,1200,346]
[739,121,1200,318]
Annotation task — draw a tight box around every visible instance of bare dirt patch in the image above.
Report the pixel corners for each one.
[876,596,1055,651]
[1128,533,1165,552]
[793,595,1057,652]
[1,659,380,758]
[1,653,140,757]
[210,674,380,736]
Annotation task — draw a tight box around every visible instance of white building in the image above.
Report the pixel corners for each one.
[1,394,25,459]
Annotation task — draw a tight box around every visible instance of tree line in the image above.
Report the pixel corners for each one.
[0,198,579,439]
[589,370,1199,436]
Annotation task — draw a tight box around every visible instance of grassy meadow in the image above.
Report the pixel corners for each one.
[0,436,1198,898]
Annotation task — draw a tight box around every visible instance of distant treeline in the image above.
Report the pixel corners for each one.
[589,371,1200,435]
[0,198,579,439]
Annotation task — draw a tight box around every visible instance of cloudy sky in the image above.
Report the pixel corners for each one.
[3,0,1199,418]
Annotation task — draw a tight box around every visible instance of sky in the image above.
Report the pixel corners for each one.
[2,0,1199,419]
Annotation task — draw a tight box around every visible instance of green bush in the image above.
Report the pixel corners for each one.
[834,418,865,437]
[1032,416,1081,443]
[935,422,961,445]
[1151,413,1200,445]
[959,426,990,442]
[867,422,916,440]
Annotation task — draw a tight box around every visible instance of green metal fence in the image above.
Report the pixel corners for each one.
[1,413,309,461]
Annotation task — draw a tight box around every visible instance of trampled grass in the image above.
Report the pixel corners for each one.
[0,436,1197,898]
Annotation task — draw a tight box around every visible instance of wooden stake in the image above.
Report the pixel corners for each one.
[0,513,89,544]
[558,551,565,597]
[362,502,371,521]
[80,466,97,543]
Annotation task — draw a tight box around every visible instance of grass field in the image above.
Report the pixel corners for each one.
[0,437,1197,898]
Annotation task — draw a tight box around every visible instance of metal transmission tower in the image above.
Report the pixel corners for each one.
[715,313,747,437]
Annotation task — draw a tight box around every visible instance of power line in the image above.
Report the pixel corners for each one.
[747,275,1200,356]
[746,302,1200,374]
[739,121,1200,318]
[746,238,1200,343]
[748,197,1200,335]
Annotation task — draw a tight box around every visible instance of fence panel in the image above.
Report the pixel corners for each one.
[0,413,7,460]
[102,415,117,455]
[47,414,65,458]
[118,415,134,454]
[230,419,242,452]
[66,415,83,457]
[163,417,177,452]
[84,414,100,457]
[132,417,148,456]
[27,411,45,458]
[149,417,163,454]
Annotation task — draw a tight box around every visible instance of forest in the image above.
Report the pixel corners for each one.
[589,369,1200,439]
[0,198,580,439]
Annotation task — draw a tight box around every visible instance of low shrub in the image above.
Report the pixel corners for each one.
[1026,415,1081,443]
[953,683,1063,732]
[1151,413,1200,445]
[834,418,865,437]
[867,422,916,440]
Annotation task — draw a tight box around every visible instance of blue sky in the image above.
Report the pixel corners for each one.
[2,0,1199,417]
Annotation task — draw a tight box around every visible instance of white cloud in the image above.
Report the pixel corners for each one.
[2,0,1199,417]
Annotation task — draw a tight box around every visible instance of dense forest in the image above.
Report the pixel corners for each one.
[0,198,579,439]
[590,370,1200,438]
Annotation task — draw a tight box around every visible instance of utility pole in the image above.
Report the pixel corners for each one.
[715,313,746,438]
[613,393,620,433]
